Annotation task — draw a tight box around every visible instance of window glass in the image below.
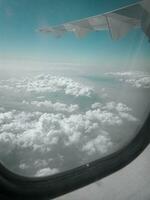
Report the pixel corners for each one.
[0,0,150,177]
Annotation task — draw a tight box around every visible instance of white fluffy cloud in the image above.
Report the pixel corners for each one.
[86,109,123,126]
[82,131,113,155]
[0,101,138,156]
[0,111,13,125]
[106,71,150,88]
[104,102,132,113]
[34,159,49,168]
[119,112,139,122]
[22,100,79,113]
[0,132,16,154]
[19,163,29,170]
[35,167,59,177]
[0,75,93,97]
[90,102,138,124]
[0,74,140,176]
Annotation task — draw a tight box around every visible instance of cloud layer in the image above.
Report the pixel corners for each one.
[0,74,140,177]
[106,71,150,88]
[0,74,93,97]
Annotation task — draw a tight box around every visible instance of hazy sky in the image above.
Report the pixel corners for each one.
[0,0,150,68]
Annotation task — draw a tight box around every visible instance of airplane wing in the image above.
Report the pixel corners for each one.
[38,0,150,40]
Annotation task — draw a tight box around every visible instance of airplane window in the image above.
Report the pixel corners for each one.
[0,0,150,178]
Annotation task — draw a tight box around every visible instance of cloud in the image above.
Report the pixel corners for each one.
[91,102,132,113]
[0,74,140,176]
[91,102,138,124]
[104,102,132,112]
[0,111,41,135]
[91,102,103,109]
[22,100,79,113]
[0,101,138,157]
[119,112,139,122]
[0,111,13,125]
[35,167,59,177]
[106,71,150,88]
[86,109,123,126]
[0,132,16,154]
[0,75,93,97]
[82,131,113,155]
[19,163,29,170]
[34,159,49,169]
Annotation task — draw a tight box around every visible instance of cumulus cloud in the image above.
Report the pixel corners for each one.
[0,111,13,125]
[22,100,79,113]
[34,159,49,169]
[0,101,138,157]
[119,112,139,122]
[106,71,150,88]
[0,132,16,154]
[104,102,132,113]
[86,109,123,126]
[0,111,41,134]
[82,131,113,155]
[0,73,140,176]
[0,75,93,97]
[90,101,138,124]
[91,103,103,109]
[35,167,59,177]
[19,163,29,170]
[91,102,132,113]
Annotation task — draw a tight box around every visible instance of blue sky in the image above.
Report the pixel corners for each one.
[0,0,149,69]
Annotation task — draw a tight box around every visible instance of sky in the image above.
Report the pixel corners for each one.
[0,0,150,69]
